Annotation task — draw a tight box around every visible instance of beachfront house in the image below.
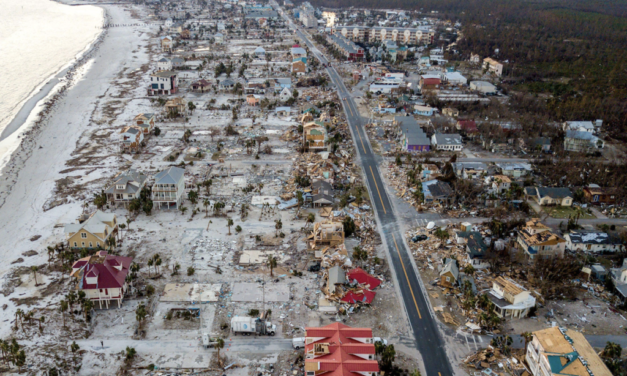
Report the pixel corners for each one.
[149,71,178,96]
[133,113,155,134]
[161,36,173,53]
[119,126,144,152]
[104,169,148,207]
[151,166,185,209]
[65,211,118,250]
[71,251,132,309]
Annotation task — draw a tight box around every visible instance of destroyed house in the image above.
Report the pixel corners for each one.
[304,323,379,376]
[565,231,622,253]
[310,222,345,248]
[346,268,380,289]
[133,113,155,134]
[104,169,148,207]
[526,327,612,376]
[307,161,336,184]
[439,258,458,287]
[452,162,487,179]
[422,180,453,205]
[517,220,565,258]
[71,251,132,309]
[488,277,535,319]
[190,79,212,93]
[303,121,327,152]
[583,184,616,205]
[327,265,346,294]
[463,233,489,269]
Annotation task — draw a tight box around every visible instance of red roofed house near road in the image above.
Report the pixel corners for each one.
[456,119,478,134]
[347,268,381,289]
[341,290,376,304]
[305,323,379,376]
[71,250,133,309]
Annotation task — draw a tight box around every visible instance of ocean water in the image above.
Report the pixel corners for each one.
[0,0,103,136]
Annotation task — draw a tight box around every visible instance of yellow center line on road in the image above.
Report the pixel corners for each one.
[392,233,422,320]
[369,166,386,214]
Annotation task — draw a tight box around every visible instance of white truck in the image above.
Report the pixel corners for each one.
[231,316,277,336]
[292,337,306,349]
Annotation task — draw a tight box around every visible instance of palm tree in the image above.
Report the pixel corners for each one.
[47,246,55,267]
[602,341,622,359]
[70,341,80,362]
[306,213,315,229]
[147,258,154,277]
[180,206,188,215]
[155,256,162,275]
[126,218,132,231]
[38,316,45,333]
[31,266,39,286]
[227,218,234,235]
[521,332,533,349]
[83,300,93,321]
[106,236,116,252]
[60,300,68,328]
[119,223,126,240]
[67,291,77,311]
[216,338,225,367]
[267,255,278,277]
[203,199,210,217]
[274,219,282,237]
[15,309,23,330]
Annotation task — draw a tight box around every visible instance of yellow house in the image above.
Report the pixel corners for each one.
[65,211,118,249]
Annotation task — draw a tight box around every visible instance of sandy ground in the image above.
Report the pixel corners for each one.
[0,4,152,339]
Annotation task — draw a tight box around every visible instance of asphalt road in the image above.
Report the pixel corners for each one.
[286,21,455,376]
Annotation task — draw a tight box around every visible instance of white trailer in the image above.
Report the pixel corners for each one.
[231,316,277,336]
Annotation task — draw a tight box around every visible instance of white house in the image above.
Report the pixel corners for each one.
[565,231,623,253]
[488,277,536,319]
[152,166,185,209]
[431,133,463,151]
[485,174,511,194]
[444,71,467,85]
[157,57,172,71]
[279,87,292,102]
[214,32,224,44]
[562,120,601,133]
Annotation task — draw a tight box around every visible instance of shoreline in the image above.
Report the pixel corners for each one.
[0,3,106,141]
[0,7,109,205]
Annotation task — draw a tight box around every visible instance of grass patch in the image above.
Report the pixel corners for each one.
[542,205,596,219]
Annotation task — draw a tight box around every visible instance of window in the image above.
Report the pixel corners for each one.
[89,242,93,248]
[81,232,87,238]
[97,242,100,247]
[81,242,85,247]
[74,242,77,247]
[445,276,450,282]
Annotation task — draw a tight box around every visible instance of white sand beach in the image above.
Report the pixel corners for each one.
[0,4,156,338]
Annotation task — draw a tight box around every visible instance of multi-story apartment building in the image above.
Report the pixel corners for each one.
[333,25,435,45]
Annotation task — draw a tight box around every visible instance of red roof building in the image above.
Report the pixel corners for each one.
[456,119,478,134]
[341,290,376,304]
[305,323,379,376]
[71,251,133,309]
[346,268,381,289]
